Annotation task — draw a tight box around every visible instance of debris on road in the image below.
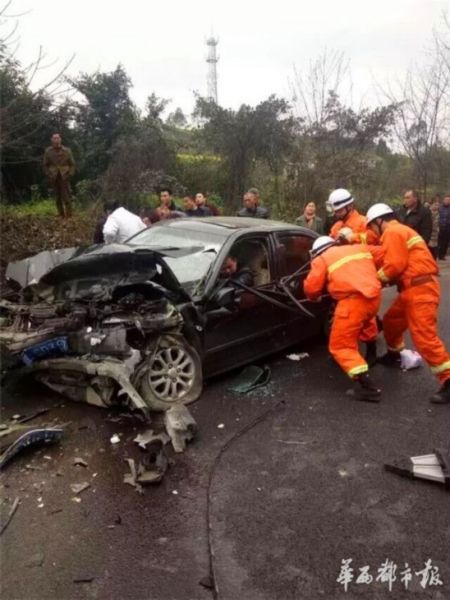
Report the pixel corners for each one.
[139,440,168,483]
[164,405,197,453]
[70,482,91,496]
[73,575,95,584]
[227,365,271,394]
[399,349,423,370]
[133,429,170,449]
[73,457,88,468]
[12,408,50,424]
[384,448,450,490]
[123,441,169,490]
[123,459,142,493]
[110,434,120,445]
[217,423,225,429]
[286,352,310,361]
[0,426,63,470]
[0,497,20,536]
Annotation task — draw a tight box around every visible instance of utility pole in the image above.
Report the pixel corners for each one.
[206,37,219,104]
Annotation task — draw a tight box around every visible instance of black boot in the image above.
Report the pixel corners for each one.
[377,350,401,368]
[365,341,378,368]
[430,380,450,404]
[355,373,381,402]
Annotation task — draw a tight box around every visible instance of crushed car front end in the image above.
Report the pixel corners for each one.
[0,244,204,419]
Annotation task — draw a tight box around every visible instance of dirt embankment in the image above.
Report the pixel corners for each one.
[0,213,97,267]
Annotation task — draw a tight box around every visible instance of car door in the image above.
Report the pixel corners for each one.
[271,231,325,345]
[202,233,284,376]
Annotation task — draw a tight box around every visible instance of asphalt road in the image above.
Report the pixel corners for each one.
[1,264,449,600]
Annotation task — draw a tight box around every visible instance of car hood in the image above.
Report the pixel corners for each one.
[8,244,191,302]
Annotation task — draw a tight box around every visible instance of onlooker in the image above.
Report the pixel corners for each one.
[428,198,440,259]
[184,195,211,216]
[159,188,179,211]
[183,196,198,216]
[295,202,324,233]
[396,189,432,243]
[146,206,185,224]
[195,192,218,216]
[237,188,269,219]
[43,133,75,218]
[102,201,146,244]
[438,193,450,260]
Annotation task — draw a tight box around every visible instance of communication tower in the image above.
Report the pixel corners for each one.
[206,37,219,104]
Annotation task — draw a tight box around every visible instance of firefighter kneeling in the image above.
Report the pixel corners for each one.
[304,236,382,401]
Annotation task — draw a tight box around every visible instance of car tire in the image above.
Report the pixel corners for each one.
[138,334,203,412]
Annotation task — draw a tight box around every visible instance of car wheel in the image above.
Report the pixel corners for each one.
[138,334,202,412]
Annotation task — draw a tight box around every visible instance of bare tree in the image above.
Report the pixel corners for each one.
[381,33,450,198]
[291,50,352,128]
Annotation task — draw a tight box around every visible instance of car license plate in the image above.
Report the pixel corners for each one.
[22,336,69,366]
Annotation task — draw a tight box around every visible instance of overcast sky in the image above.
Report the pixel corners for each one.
[7,0,449,116]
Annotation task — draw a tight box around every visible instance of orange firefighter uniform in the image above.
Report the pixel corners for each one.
[330,208,378,245]
[330,209,379,341]
[373,220,450,384]
[304,244,382,378]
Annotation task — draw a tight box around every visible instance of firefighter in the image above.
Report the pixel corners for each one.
[327,188,378,245]
[327,188,379,364]
[366,203,450,404]
[304,236,382,401]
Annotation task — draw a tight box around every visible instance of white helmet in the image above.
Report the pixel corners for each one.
[366,203,394,224]
[327,188,354,212]
[310,236,336,258]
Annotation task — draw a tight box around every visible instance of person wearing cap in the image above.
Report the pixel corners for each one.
[366,203,450,404]
[303,236,382,401]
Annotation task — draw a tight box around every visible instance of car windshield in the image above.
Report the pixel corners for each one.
[127,222,228,294]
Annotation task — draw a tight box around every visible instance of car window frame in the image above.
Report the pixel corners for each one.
[273,229,317,279]
[201,231,275,300]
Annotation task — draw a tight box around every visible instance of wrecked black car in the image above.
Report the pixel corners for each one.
[0,217,330,417]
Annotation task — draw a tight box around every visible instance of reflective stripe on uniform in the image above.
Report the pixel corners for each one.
[378,268,389,283]
[430,360,450,375]
[348,364,368,378]
[406,235,423,249]
[360,233,367,244]
[327,252,373,274]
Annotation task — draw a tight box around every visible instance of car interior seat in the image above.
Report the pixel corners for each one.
[241,242,270,286]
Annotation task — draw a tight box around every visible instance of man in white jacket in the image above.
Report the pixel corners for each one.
[102,201,146,244]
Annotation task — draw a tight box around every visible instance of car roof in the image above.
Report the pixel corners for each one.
[153,216,314,235]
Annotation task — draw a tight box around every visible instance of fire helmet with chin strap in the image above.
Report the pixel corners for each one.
[327,188,354,212]
[310,236,336,258]
[366,203,394,225]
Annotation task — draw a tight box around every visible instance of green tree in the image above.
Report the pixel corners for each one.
[69,65,138,180]
[194,95,295,212]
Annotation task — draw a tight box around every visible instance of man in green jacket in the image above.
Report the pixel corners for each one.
[43,133,75,218]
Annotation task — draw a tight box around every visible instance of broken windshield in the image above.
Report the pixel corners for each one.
[127,223,227,292]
